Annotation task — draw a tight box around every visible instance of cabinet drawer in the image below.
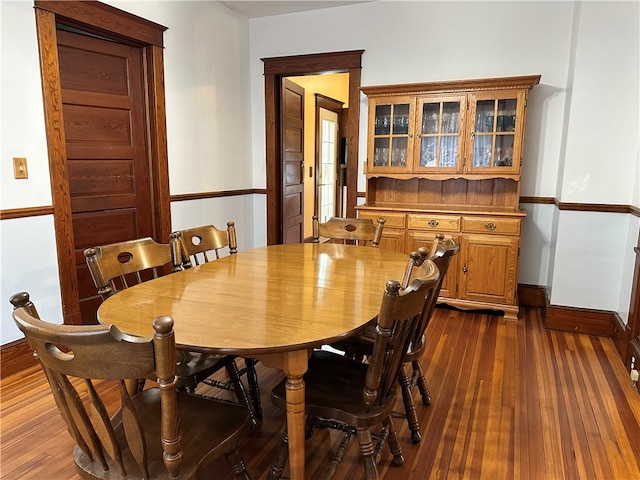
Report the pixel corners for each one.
[462,216,521,235]
[408,214,460,232]
[358,211,406,229]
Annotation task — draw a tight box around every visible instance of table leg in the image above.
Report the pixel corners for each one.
[257,350,309,480]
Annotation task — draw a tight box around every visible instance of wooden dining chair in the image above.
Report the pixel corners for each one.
[9,292,252,480]
[170,221,238,269]
[83,237,258,427]
[312,215,386,247]
[267,259,440,480]
[169,223,262,421]
[330,235,460,444]
[405,235,460,401]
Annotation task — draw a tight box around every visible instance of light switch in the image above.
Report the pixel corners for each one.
[13,157,28,179]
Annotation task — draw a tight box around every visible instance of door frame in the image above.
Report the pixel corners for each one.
[262,50,363,245]
[34,1,171,325]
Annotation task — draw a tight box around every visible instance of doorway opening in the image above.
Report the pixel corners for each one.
[262,50,364,245]
[317,107,339,223]
[315,92,347,224]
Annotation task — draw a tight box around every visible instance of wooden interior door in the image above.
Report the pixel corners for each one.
[57,29,154,324]
[281,78,305,243]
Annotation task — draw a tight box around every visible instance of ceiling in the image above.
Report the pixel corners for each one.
[219,1,371,18]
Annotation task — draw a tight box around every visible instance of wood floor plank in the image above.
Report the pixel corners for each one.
[2,306,640,480]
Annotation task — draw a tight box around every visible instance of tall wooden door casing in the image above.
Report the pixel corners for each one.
[57,29,154,324]
[34,1,170,326]
[281,78,305,243]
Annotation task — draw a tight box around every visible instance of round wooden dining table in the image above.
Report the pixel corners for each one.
[97,242,410,480]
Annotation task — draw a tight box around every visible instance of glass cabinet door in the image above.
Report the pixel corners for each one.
[468,92,524,174]
[415,95,465,172]
[369,97,414,172]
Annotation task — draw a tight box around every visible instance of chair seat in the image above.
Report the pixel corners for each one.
[74,388,251,479]
[271,350,396,428]
[331,322,426,362]
[176,350,237,390]
[329,322,376,357]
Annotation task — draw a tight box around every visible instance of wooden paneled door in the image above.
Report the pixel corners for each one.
[57,29,155,324]
[35,1,171,326]
[281,78,305,243]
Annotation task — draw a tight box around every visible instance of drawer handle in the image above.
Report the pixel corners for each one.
[485,222,497,231]
[428,220,439,228]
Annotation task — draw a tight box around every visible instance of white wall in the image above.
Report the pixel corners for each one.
[561,1,639,205]
[248,1,639,319]
[0,216,63,341]
[1,1,62,342]
[0,1,52,211]
[549,1,639,311]
[107,0,254,194]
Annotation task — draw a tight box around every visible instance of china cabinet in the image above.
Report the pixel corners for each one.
[357,75,540,320]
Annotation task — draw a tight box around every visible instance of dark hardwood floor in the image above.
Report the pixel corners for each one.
[2,306,640,479]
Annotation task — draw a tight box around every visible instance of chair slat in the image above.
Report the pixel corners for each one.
[86,379,126,476]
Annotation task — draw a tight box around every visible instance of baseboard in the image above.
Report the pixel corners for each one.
[1,338,36,378]
[612,313,632,368]
[631,337,640,365]
[518,284,618,338]
[545,304,617,337]
[517,284,547,308]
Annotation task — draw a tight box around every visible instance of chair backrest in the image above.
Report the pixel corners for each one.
[404,235,460,354]
[363,259,440,410]
[9,291,182,478]
[429,234,460,299]
[312,216,385,247]
[84,237,173,300]
[170,222,237,269]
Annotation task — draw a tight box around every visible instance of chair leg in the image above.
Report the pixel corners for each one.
[398,363,422,444]
[412,360,432,405]
[225,361,258,429]
[267,429,289,480]
[356,427,378,480]
[373,422,389,465]
[305,415,318,440]
[384,416,404,467]
[324,429,353,480]
[225,448,251,480]
[244,358,263,420]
